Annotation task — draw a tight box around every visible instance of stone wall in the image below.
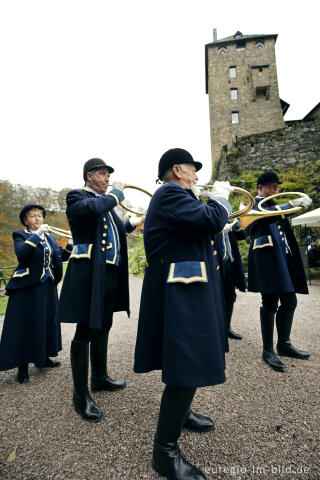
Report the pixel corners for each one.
[216,121,320,180]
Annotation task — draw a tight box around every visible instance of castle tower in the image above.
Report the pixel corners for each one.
[205,31,286,167]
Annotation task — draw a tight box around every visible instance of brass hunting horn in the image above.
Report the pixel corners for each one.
[198,185,255,219]
[239,192,307,230]
[115,185,153,235]
[114,184,255,234]
[46,225,72,239]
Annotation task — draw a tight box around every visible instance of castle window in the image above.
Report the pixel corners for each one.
[255,40,265,48]
[231,88,238,100]
[231,112,239,124]
[229,66,237,78]
[256,86,270,99]
[218,45,227,55]
[236,40,246,51]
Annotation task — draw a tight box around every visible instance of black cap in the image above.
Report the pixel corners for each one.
[19,204,46,227]
[83,158,114,182]
[257,171,282,187]
[158,148,202,181]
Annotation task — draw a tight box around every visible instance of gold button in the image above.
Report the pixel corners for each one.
[213,250,217,255]
[103,232,107,237]
[279,231,283,235]
[104,225,108,229]
[278,225,281,229]
[103,217,106,221]
[281,238,285,241]
[216,266,220,270]
[102,240,106,244]
[102,247,105,251]
[211,240,214,245]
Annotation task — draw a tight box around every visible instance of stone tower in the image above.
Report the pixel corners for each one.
[205,31,286,167]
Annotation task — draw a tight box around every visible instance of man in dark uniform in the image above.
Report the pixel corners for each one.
[57,158,144,422]
[134,148,232,480]
[247,171,312,372]
[308,238,320,267]
[215,220,247,340]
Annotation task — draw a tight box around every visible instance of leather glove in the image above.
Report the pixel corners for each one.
[112,181,125,192]
[208,181,234,200]
[35,224,49,236]
[289,196,312,209]
[222,222,233,234]
[128,214,145,227]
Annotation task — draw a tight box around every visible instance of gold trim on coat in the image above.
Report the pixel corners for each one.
[167,261,208,284]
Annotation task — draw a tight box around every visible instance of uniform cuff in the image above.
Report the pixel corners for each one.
[65,242,73,253]
[209,197,232,214]
[25,234,41,247]
[107,189,125,204]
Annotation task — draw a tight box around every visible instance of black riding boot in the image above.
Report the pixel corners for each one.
[17,363,29,383]
[226,301,242,340]
[276,309,310,359]
[183,410,215,433]
[90,333,126,392]
[70,340,103,422]
[260,307,286,372]
[152,386,206,480]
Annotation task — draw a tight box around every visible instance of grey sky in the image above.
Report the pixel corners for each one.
[0,0,318,193]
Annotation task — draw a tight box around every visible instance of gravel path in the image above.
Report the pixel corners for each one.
[0,276,319,480]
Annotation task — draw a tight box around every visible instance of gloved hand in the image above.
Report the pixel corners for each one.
[128,214,145,227]
[222,222,233,234]
[35,224,49,236]
[112,181,125,192]
[289,196,312,210]
[208,181,234,200]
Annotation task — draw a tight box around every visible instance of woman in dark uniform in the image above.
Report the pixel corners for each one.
[0,204,72,383]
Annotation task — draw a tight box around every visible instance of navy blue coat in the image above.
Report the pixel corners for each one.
[134,182,230,387]
[57,188,133,329]
[0,230,71,370]
[6,230,70,292]
[247,197,308,294]
[215,223,247,293]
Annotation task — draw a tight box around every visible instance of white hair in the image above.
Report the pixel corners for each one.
[163,164,189,182]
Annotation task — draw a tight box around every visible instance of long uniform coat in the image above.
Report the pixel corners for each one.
[56,188,133,329]
[215,224,247,294]
[247,197,308,295]
[0,230,71,370]
[134,182,230,388]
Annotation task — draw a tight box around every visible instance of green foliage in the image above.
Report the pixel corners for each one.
[0,296,8,316]
[221,161,320,211]
[309,268,320,280]
[127,234,146,278]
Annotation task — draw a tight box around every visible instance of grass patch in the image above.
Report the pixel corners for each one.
[0,295,8,316]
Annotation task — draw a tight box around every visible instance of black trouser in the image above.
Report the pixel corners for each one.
[221,259,237,304]
[73,316,113,342]
[156,385,196,444]
[261,292,297,314]
[73,264,119,342]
